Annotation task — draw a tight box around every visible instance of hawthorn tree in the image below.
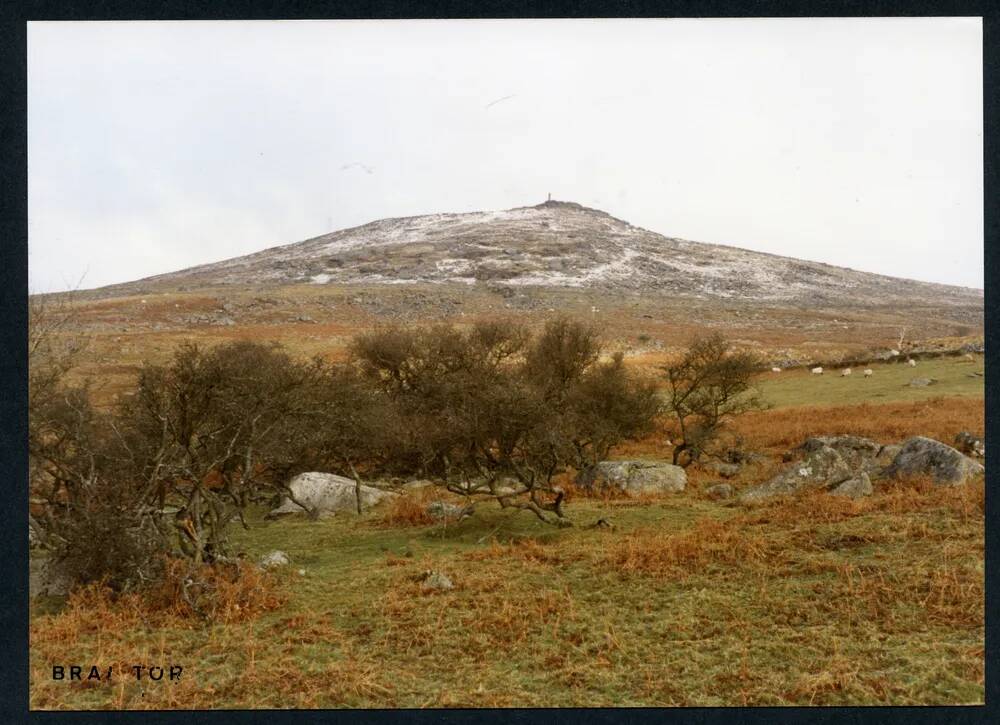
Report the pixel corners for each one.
[117,341,325,564]
[352,319,659,526]
[661,334,765,467]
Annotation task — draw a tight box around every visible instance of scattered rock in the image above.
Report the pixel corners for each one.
[828,472,873,499]
[960,342,984,354]
[577,460,687,495]
[704,483,735,500]
[798,435,884,472]
[954,431,985,458]
[419,570,454,591]
[882,436,985,486]
[707,461,740,479]
[426,501,475,522]
[267,472,397,518]
[908,377,936,387]
[747,434,983,503]
[259,550,290,569]
[739,445,852,502]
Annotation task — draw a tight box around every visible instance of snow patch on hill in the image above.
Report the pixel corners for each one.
[122,200,983,310]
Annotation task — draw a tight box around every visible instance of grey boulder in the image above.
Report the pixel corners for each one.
[707,461,740,479]
[259,550,290,569]
[954,431,985,459]
[799,436,881,470]
[828,472,873,499]
[704,483,735,500]
[577,460,687,495]
[739,445,852,502]
[797,435,899,475]
[882,436,985,486]
[268,472,397,518]
[426,501,475,522]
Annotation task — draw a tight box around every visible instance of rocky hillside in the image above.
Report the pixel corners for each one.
[108,200,981,311]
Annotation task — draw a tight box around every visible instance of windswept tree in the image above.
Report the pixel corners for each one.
[28,293,167,589]
[29,331,393,590]
[558,350,660,468]
[276,361,397,516]
[117,341,324,564]
[661,334,765,467]
[352,318,659,526]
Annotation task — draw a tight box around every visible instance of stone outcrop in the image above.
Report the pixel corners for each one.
[577,461,686,495]
[881,436,985,486]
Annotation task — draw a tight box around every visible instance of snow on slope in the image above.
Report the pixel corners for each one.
[124,200,982,307]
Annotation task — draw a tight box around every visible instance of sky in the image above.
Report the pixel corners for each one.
[28,18,983,292]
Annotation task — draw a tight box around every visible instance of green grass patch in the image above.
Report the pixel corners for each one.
[758,357,984,409]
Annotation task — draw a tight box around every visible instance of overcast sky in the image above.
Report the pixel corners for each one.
[28,18,983,292]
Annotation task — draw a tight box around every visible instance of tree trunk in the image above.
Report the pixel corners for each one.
[347,461,363,516]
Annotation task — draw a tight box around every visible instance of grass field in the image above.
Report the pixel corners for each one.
[29,479,984,709]
[755,356,984,409]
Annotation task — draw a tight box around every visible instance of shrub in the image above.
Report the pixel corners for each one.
[117,341,329,563]
[353,318,659,526]
[662,334,765,467]
[45,474,167,592]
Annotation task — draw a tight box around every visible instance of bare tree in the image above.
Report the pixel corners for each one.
[661,334,765,467]
[28,291,91,550]
[352,319,659,526]
[118,341,328,564]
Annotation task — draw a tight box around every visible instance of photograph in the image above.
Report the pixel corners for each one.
[26,17,985,709]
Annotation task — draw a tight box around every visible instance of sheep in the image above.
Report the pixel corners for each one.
[840,368,852,377]
[863,369,873,377]
[889,349,900,357]
[811,367,823,375]
[771,367,782,373]
[907,359,917,367]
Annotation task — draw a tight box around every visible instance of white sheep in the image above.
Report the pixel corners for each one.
[863,369,873,377]
[771,367,782,373]
[908,359,917,367]
[811,367,823,375]
[889,349,900,356]
[840,368,852,377]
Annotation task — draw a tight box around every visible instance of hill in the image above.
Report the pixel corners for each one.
[103,199,981,315]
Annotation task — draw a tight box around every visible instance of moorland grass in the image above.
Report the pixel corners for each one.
[30,472,983,709]
[29,355,985,709]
